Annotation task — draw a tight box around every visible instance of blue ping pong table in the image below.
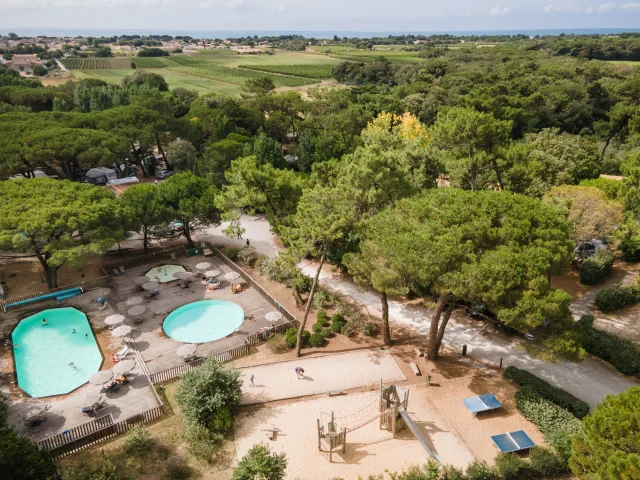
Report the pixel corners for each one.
[463,393,503,415]
[491,430,536,453]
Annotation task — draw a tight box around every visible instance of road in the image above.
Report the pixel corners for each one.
[300,264,637,409]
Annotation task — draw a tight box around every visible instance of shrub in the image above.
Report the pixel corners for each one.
[182,422,223,462]
[504,366,589,418]
[208,406,233,433]
[494,453,533,480]
[237,246,259,267]
[578,248,615,285]
[0,429,57,480]
[579,314,640,375]
[312,322,324,333]
[363,322,376,336]
[595,284,639,313]
[465,461,498,480]
[331,320,346,333]
[331,313,344,323]
[316,310,327,321]
[514,388,583,439]
[232,443,287,480]
[226,247,241,261]
[320,327,332,338]
[284,328,309,348]
[267,334,290,353]
[175,358,242,430]
[123,426,154,457]
[341,322,357,337]
[309,333,325,347]
[529,447,566,477]
[165,454,192,480]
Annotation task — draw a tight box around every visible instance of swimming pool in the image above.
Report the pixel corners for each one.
[12,308,103,398]
[145,264,187,283]
[163,300,245,343]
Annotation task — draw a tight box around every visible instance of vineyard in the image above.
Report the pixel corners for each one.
[239,64,335,79]
[163,56,207,67]
[171,65,318,87]
[131,57,169,68]
[62,57,133,69]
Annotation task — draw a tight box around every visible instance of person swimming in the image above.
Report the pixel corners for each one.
[72,329,77,334]
[42,318,47,326]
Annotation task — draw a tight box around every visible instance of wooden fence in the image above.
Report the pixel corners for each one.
[103,246,188,273]
[0,274,110,311]
[36,414,114,451]
[244,320,298,346]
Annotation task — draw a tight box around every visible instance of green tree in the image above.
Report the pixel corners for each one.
[175,358,242,430]
[196,134,250,185]
[570,387,640,480]
[166,138,197,172]
[0,430,57,480]
[366,189,580,360]
[157,172,220,248]
[242,76,276,97]
[0,179,125,288]
[119,184,167,254]
[121,70,168,92]
[246,131,285,168]
[232,444,287,480]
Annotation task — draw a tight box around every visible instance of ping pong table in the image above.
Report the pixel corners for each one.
[463,393,503,415]
[491,430,536,453]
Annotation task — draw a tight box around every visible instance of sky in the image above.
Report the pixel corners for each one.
[1,0,640,34]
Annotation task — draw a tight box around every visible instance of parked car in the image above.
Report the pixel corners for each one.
[156,169,173,179]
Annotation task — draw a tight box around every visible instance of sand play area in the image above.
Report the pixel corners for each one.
[239,349,406,405]
[235,388,475,480]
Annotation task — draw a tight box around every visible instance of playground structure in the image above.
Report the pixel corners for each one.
[317,382,442,464]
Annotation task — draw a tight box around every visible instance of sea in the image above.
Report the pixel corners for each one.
[5,27,640,39]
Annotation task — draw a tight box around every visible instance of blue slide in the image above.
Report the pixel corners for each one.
[399,409,443,465]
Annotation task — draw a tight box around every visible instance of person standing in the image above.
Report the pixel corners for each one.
[295,367,305,379]
[250,374,255,387]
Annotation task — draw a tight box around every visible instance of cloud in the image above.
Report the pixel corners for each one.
[269,2,286,12]
[621,2,640,10]
[489,5,510,16]
[543,3,594,13]
[597,2,617,11]
[0,0,181,7]
[544,2,640,13]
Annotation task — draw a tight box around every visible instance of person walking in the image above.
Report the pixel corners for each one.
[295,367,305,379]
[250,374,255,387]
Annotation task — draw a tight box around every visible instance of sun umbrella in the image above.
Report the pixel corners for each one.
[134,276,149,285]
[89,370,113,385]
[224,272,240,281]
[82,391,102,408]
[111,325,132,337]
[204,269,221,278]
[113,360,135,375]
[265,311,283,322]
[142,281,159,291]
[93,287,111,297]
[176,344,197,358]
[127,305,146,316]
[173,271,194,280]
[125,296,144,306]
[196,262,211,270]
[104,314,125,326]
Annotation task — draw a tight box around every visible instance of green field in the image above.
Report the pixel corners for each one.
[62,57,133,69]
[173,65,317,87]
[239,63,335,79]
[194,51,344,68]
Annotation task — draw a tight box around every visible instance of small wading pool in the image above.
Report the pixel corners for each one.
[145,264,187,283]
[163,300,245,343]
[12,308,103,398]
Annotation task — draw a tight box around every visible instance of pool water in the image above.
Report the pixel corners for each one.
[145,264,187,283]
[12,308,103,397]
[163,300,245,343]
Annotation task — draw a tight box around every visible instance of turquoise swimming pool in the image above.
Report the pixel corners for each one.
[12,308,103,397]
[145,264,187,283]
[163,300,244,343]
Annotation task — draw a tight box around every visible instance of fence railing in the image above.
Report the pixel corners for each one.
[244,319,298,346]
[103,246,188,273]
[0,274,110,311]
[36,414,114,451]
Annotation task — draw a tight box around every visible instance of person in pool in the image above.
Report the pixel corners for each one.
[72,329,77,334]
[42,318,47,326]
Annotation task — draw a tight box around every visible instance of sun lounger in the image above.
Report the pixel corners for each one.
[463,393,503,415]
[491,430,535,453]
[116,345,129,359]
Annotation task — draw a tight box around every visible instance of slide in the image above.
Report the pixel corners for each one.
[399,409,443,465]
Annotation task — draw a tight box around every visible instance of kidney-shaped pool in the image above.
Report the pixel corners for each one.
[163,300,245,344]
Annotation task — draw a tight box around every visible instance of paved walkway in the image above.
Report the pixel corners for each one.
[239,349,406,405]
[301,265,638,409]
[197,215,281,258]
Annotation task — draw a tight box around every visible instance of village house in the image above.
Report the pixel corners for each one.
[4,54,43,74]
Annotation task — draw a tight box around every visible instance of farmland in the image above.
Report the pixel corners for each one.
[239,64,334,79]
[61,57,133,69]
[172,65,318,87]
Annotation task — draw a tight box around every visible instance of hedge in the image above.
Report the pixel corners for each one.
[284,328,310,348]
[514,388,583,439]
[504,366,589,418]
[578,248,615,285]
[579,314,640,376]
[594,284,639,313]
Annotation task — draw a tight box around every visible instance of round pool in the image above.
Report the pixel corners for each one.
[145,264,186,283]
[163,300,245,343]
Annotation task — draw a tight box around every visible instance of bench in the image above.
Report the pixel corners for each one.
[413,347,423,357]
[410,362,421,376]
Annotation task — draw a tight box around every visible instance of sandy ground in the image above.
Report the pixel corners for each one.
[235,389,475,480]
[240,349,406,405]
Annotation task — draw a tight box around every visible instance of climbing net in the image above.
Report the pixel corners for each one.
[319,397,382,432]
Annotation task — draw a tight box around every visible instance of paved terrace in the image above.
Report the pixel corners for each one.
[109,255,286,376]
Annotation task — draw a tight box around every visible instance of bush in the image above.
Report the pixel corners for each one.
[237,246,259,267]
[331,313,344,323]
[529,447,566,477]
[341,322,357,337]
[320,327,332,338]
[208,406,232,433]
[123,426,154,457]
[504,366,589,418]
[226,247,241,261]
[266,334,290,353]
[165,454,192,479]
[284,328,309,348]
[182,422,223,462]
[514,388,583,439]
[331,320,346,333]
[579,314,640,375]
[232,443,287,480]
[312,322,324,333]
[316,310,327,321]
[595,284,639,313]
[0,429,57,480]
[363,322,376,336]
[494,453,533,480]
[578,248,615,285]
[465,461,498,480]
[309,332,326,347]
[175,359,242,430]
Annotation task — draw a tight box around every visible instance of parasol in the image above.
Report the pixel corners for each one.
[111,325,132,337]
[265,311,283,322]
[104,314,125,326]
[89,370,113,385]
[113,360,135,375]
[176,344,197,358]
